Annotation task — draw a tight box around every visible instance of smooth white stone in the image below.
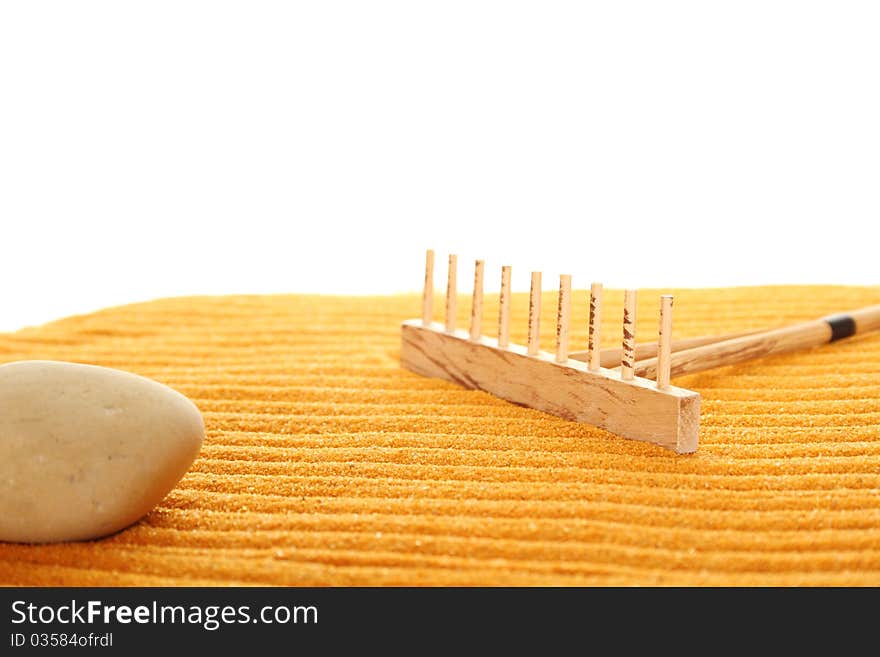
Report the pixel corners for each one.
[0,360,204,543]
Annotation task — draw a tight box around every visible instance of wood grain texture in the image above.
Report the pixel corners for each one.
[637,320,830,380]
[445,254,457,333]
[498,265,511,348]
[657,295,673,389]
[527,272,542,356]
[401,321,700,453]
[634,305,880,379]
[470,259,484,341]
[570,329,763,368]
[587,282,602,371]
[422,249,434,326]
[621,289,637,381]
[555,274,571,363]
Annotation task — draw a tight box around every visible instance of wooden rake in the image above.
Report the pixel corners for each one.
[400,250,880,453]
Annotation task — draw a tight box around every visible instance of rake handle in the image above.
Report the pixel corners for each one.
[569,328,763,368]
[635,304,880,380]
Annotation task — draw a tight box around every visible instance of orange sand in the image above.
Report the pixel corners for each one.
[1,286,879,586]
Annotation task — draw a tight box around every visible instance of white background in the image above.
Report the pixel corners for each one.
[1,1,878,331]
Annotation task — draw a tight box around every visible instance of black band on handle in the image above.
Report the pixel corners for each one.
[824,314,857,342]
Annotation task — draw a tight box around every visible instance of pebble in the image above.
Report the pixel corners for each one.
[0,360,204,543]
